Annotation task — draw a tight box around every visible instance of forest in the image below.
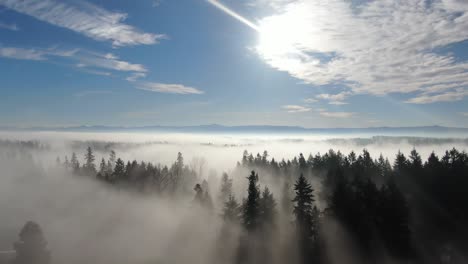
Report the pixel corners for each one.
[2,140,467,264]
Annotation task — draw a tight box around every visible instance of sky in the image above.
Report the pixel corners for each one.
[0,0,468,128]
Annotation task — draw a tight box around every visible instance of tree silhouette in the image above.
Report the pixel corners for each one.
[242,171,260,232]
[293,174,317,262]
[12,221,50,264]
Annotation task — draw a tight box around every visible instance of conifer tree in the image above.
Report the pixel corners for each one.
[293,174,317,262]
[243,171,260,232]
[223,195,241,223]
[83,146,96,175]
[12,221,50,264]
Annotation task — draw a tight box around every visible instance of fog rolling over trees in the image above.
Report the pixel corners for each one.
[0,134,468,264]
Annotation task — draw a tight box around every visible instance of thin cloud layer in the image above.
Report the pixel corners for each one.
[0,22,19,31]
[0,0,166,47]
[254,0,468,104]
[282,105,311,113]
[0,46,147,73]
[138,82,204,95]
[0,47,46,60]
[318,109,354,118]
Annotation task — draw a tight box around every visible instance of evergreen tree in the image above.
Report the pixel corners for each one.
[218,172,233,203]
[12,221,50,264]
[223,195,241,223]
[259,186,277,228]
[243,171,260,232]
[83,146,96,175]
[70,152,80,173]
[112,158,125,182]
[293,174,315,237]
[293,174,317,262]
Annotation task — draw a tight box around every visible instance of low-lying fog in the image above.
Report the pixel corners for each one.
[1,131,466,171]
[0,131,467,264]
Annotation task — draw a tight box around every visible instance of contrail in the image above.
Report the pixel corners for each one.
[206,0,260,31]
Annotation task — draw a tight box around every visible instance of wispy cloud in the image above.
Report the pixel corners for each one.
[126,73,147,82]
[0,47,46,60]
[0,45,146,74]
[0,0,166,47]
[253,0,468,103]
[74,90,112,98]
[138,82,204,95]
[281,105,311,113]
[303,98,317,103]
[318,109,354,118]
[405,89,468,104]
[0,22,19,31]
[461,112,468,117]
[316,91,351,105]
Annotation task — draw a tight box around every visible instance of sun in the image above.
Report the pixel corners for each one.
[255,11,306,59]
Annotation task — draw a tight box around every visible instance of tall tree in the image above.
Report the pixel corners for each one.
[243,171,260,232]
[222,195,241,223]
[218,172,233,203]
[259,186,277,228]
[112,158,125,182]
[293,174,317,262]
[70,152,80,173]
[83,146,96,175]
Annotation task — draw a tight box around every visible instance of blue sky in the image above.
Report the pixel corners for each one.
[0,0,468,128]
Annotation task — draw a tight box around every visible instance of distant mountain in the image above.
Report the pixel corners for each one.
[1,124,468,135]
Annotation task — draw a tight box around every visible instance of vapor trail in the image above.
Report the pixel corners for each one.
[206,0,260,31]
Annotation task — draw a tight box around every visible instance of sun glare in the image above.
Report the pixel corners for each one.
[256,17,301,57]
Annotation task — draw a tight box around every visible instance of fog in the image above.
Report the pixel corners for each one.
[0,131,466,172]
[1,131,467,264]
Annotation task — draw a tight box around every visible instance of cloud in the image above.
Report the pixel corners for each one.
[318,109,354,118]
[406,89,468,104]
[126,73,147,82]
[138,82,204,95]
[0,47,46,60]
[460,112,468,117]
[0,22,19,31]
[281,105,311,113]
[0,45,146,74]
[303,98,318,103]
[316,91,351,105]
[253,0,468,104]
[77,52,147,72]
[0,0,166,47]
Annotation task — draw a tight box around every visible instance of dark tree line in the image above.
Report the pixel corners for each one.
[61,149,197,195]
[58,146,468,263]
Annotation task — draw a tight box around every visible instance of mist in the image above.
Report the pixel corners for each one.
[1,131,467,264]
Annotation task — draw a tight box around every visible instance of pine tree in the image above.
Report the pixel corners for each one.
[223,195,241,223]
[219,172,233,203]
[243,171,260,232]
[112,158,125,182]
[83,146,96,175]
[13,221,51,264]
[70,152,80,173]
[293,174,317,262]
[259,186,277,227]
[293,174,315,236]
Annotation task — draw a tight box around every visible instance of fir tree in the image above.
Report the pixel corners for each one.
[12,221,51,264]
[243,171,260,232]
